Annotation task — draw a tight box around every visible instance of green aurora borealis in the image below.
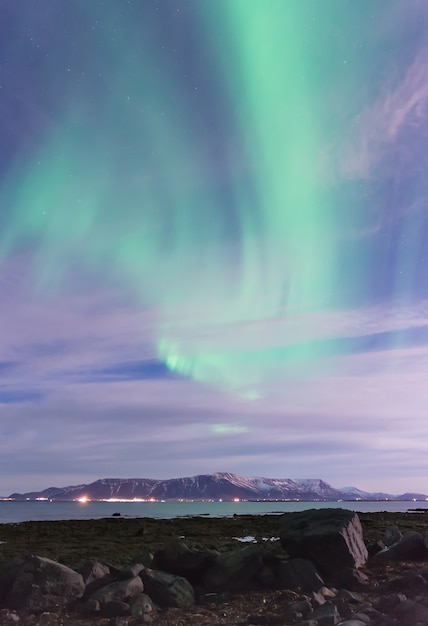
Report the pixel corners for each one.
[2,1,428,491]
[0,2,378,395]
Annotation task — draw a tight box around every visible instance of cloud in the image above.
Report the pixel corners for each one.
[332,52,428,181]
[3,332,428,495]
[3,251,428,494]
[5,248,428,399]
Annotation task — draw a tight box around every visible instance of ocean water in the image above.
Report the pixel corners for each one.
[0,499,426,524]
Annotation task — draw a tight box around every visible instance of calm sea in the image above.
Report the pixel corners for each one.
[0,499,426,524]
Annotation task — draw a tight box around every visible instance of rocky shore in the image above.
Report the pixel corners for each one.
[0,509,428,625]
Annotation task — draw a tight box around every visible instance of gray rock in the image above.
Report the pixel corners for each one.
[366,539,385,556]
[276,557,325,591]
[256,564,276,587]
[336,589,364,604]
[75,597,101,615]
[377,530,428,560]
[130,553,153,568]
[77,559,111,586]
[77,560,113,596]
[336,621,366,626]
[332,596,352,619]
[152,536,217,583]
[418,565,428,579]
[350,613,370,624]
[393,598,428,624]
[279,509,368,576]
[311,601,340,625]
[318,586,336,598]
[328,567,370,590]
[0,559,26,605]
[311,590,326,607]
[101,600,130,617]
[0,610,20,624]
[6,555,85,611]
[283,607,304,621]
[117,562,145,580]
[130,593,153,616]
[89,576,144,606]
[140,568,194,608]
[374,592,407,613]
[383,524,402,546]
[384,571,427,593]
[202,545,263,592]
[355,605,382,621]
[290,599,313,619]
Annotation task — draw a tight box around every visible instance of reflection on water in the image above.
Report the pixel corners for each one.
[0,499,426,524]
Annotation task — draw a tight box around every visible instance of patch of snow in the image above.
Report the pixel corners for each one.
[234,536,256,543]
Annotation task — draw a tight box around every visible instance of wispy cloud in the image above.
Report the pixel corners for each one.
[334,52,428,181]
[3,350,428,494]
[3,249,428,400]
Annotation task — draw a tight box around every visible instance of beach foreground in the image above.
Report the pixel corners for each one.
[0,510,427,625]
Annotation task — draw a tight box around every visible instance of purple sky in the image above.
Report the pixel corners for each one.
[1,1,428,495]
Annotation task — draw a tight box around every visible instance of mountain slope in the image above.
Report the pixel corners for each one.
[338,486,394,499]
[8,472,428,501]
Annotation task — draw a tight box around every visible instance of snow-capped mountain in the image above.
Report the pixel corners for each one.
[338,486,394,500]
[8,473,428,501]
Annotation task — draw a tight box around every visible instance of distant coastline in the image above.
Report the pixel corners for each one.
[1,498,427,525]
[6,472,428,503]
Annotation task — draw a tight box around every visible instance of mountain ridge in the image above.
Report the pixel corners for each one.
[8,472,428,502]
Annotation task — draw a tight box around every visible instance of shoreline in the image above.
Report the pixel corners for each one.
[1,510,427,568]
[1,511,428,624]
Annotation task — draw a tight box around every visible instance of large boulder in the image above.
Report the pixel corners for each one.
[152,537,218,583]
[77,559,112,596]
[279,509,368,576]
[140,568,195,608]
[0,558,25,605]
[5,555,85,611]
[393,599,428,624]
[202,545,263,592]
[276,557,325,591]
[376,530,428,561]
[383,524,402,547]
[387,571,427,592]
[88,575,144,607]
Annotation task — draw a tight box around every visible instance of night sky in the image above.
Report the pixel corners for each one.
[1,0,428,494]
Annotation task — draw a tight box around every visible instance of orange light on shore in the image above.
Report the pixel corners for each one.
[77,496,89,503]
